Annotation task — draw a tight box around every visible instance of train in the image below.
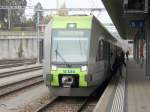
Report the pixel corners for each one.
[43,15,120,96]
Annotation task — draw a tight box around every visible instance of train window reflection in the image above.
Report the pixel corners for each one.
[51,30,90,63]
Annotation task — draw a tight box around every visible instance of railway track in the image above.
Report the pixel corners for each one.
[0,62,34,69]
[35,77,110,112]
[0,75,43,97]
[0,66,43,96]
[0,59,36,69]
[0,65,42,78]
[35,96,88,112]
[0,59,34,64]
[78,96,99,112]
[35,95,99,112]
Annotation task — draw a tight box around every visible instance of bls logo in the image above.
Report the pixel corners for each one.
[63,70,75,74]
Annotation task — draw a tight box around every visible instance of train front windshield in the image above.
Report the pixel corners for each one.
[51,29,90,63]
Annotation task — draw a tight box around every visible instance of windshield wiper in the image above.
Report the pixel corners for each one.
[55,49,72,67]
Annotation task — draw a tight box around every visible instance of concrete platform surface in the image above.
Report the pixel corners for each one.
[126,59,150,112]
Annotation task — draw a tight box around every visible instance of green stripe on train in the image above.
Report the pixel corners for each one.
[52,16,92,29]
[50,68,87,87]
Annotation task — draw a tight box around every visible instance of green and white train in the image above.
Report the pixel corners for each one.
[43,15,119,96]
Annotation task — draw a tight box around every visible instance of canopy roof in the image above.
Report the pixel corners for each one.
[102,0,145,39]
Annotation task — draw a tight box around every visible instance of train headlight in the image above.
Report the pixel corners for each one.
[51,65,57,70]
[81,66,87,71]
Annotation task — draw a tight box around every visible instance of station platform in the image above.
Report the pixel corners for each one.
[94,58,150,112]
[126,59,150,112]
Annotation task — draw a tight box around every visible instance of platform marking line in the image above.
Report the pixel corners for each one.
[111,67,126,112]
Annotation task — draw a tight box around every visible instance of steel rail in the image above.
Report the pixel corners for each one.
[0,66,42,78]
[34,78,110,112]
[0,62,35,69]
[0,75,43,97]
[34,96,87,112]
[34,96,59,112]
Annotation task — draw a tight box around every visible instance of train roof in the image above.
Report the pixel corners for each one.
[52,15,93,29]
[51,15,117,43]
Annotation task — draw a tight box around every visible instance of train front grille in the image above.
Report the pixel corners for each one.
[58,74,79,88]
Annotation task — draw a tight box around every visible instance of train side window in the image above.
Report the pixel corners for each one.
[103,41,109,60]
[100,40,103,60]
[96,40,103,61]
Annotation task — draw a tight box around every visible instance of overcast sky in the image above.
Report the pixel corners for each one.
[25,0,120,38]
[27,0,105,8]
[26,0,112,23]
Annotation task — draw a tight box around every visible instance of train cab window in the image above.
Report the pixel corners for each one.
[96,40,103,61]
[51,29,90,63]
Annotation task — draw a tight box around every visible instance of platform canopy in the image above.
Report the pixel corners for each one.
[102,0,145,40]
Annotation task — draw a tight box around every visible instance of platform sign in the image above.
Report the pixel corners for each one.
[130,20,144,28]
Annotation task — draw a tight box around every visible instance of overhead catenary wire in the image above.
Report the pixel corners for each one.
[0,5,104,11]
